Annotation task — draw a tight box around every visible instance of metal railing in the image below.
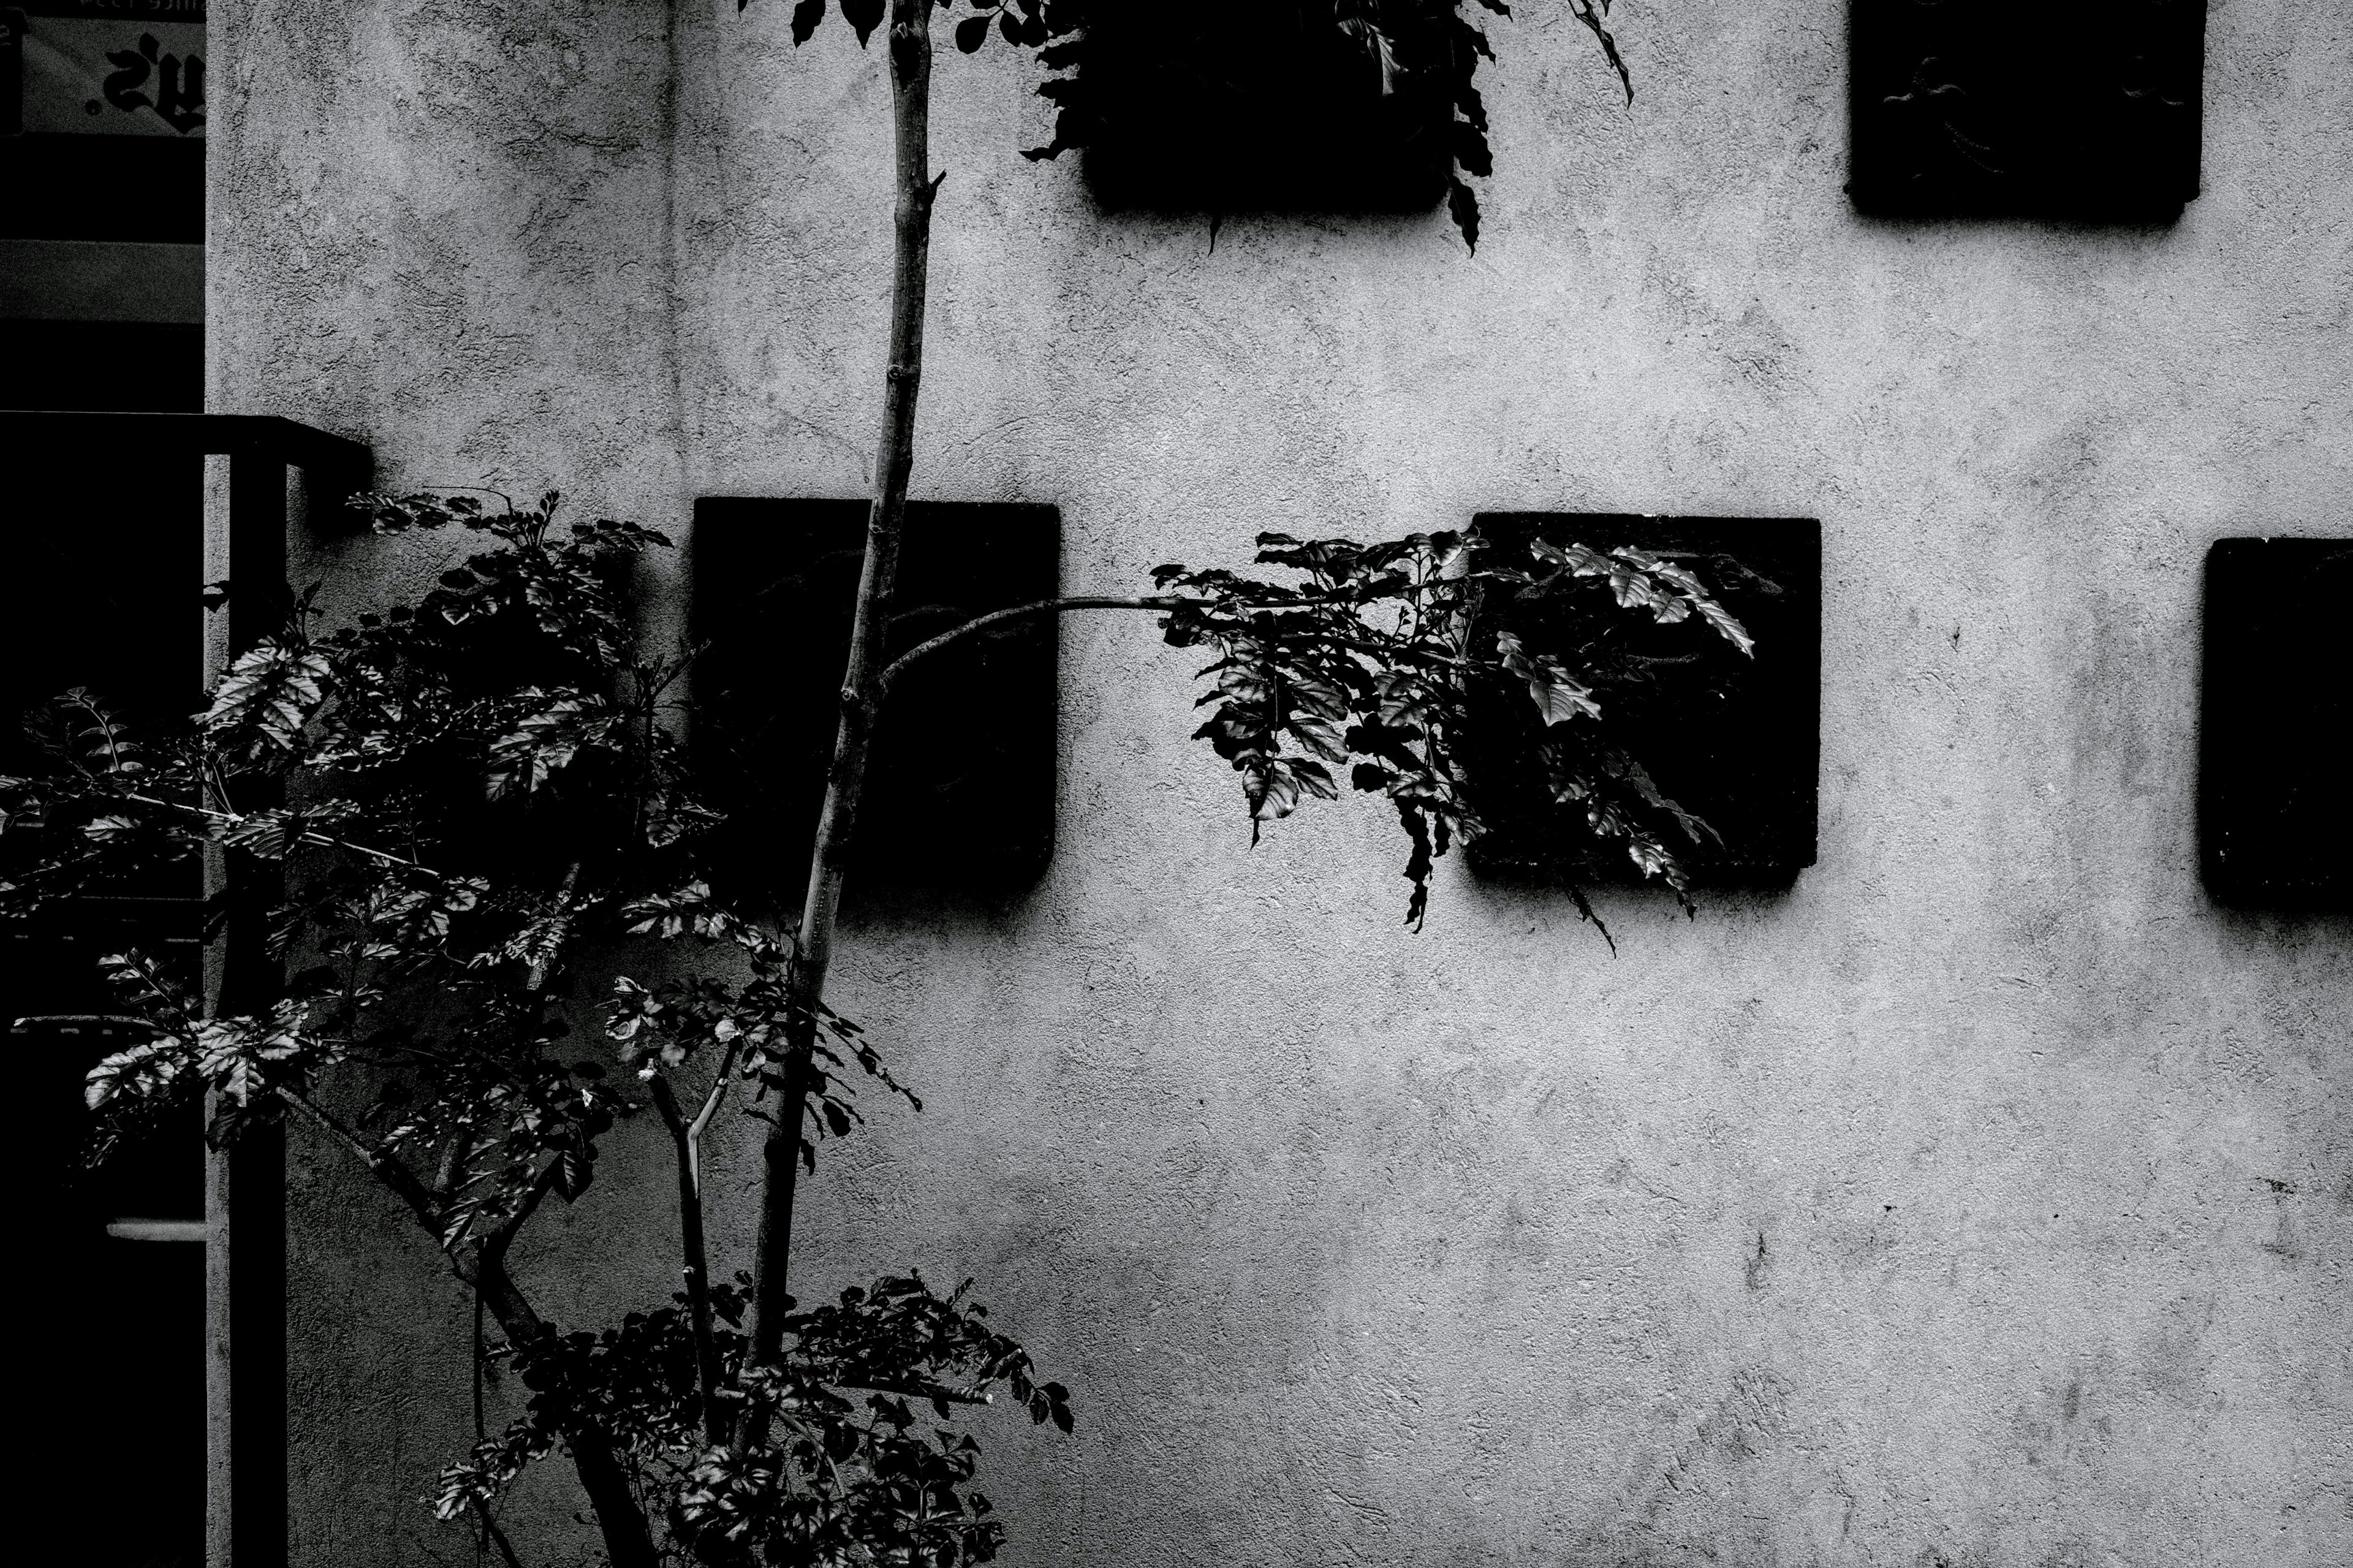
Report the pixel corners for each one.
[2,408,370,1568]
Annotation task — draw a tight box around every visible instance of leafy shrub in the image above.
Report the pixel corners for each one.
[1,487,1742,1564]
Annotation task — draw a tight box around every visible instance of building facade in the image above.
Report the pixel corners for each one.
[186,2,2353,1564]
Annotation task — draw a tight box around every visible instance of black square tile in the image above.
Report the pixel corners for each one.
[691,499,1060,903]
[1079,0,1455,216]
[1849,0,2206,220]
[1463,515,1821,886]
[2200,537,2353,907]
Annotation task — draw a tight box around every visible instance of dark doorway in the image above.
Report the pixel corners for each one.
[5,10,211,1555]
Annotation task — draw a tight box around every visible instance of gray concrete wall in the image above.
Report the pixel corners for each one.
[209,2,2352,1564]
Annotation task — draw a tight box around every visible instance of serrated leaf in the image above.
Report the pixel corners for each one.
[205,642,332,752]
[1525,657,1600,725]
[1696,596,1755,657]
[221,808,298,860]
[485,692,608,798]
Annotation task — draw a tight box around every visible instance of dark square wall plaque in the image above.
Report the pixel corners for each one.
[1464,515,1821,885]
[2199,538,2353,907]
[1080,0,1454,216]
[1849,0,2207,220]
[692,499,1059,902]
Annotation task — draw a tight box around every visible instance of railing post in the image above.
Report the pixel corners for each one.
[0,411,365,1568]
[210,449,290,1568]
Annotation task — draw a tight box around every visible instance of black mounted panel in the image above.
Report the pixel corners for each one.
[2200,538,2353,908]
[1849,0,2207,221]
[692,499,1060,903]
[1464,514,1821,885]
[0,135,207,241]
[1080,1,1453,216]
[0,322,205,413]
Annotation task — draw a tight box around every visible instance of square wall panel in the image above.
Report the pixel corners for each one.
[1849,0,2207,220]
[692,499,1059,903]
[2200,538,2353,907]
[1464,515,1821,886]
[1080,0,1453,216]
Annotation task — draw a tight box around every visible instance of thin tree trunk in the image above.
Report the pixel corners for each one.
[745,0,940,1393]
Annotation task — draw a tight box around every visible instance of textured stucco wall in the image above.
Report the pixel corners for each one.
[209,2,2352,1564]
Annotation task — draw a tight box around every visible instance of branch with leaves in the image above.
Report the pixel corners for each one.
[1153,528,1752,932]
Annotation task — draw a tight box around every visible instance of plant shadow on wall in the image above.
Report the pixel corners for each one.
[0,4,1769,1567]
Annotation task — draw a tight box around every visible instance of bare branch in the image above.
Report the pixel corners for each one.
[837,1379,991,1407]
[472,1502,529,1568]
[877,595,1180,695]
[686,1040,738,1145]
[278,1086,445,1236]
[651,1074,727,1444]
[118,789,436,872]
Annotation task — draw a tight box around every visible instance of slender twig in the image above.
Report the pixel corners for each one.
[453,862,579,1261]
[835,1380,990,1407]
[876,595,1179,695]
[118,789,436,872]
[650,1074,727,1444]
[64,691,132,775]
[105,956,199,1034]
[472,1502,528,1568]
[278,1086,447,1235]
[874,583,1387,699]
[276,1083,545,1267]
[687,1040,739,1145]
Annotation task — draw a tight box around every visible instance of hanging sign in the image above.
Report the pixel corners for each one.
[6,2,206,137]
